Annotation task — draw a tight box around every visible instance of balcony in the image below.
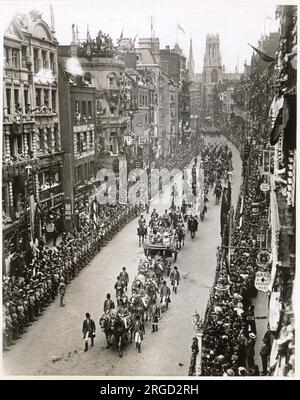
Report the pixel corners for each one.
[39,183,62,202]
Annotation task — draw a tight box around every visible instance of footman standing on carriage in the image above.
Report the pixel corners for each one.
[82,312,96,352]
[170,266,180,294]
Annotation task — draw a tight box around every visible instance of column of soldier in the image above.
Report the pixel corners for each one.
[200,145,271,376]
[2,203,141,350]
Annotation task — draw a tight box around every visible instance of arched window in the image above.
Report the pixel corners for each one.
[211,69,218,83]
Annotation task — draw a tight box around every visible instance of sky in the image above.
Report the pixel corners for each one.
[0,0,289,73]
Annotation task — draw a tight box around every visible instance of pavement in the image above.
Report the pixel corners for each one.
[3,136,244,377]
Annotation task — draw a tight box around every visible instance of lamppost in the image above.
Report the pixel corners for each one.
[192,311,204,376]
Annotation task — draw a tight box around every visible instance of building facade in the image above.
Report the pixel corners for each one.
[2,11,63,273]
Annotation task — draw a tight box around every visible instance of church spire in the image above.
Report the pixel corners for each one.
[187,37,195,80]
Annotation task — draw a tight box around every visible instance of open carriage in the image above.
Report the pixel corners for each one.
[143,239,178,262]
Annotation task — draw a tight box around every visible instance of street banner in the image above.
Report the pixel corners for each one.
[29,194,35,242]
[269,291,281,332]
[255,270,271,293]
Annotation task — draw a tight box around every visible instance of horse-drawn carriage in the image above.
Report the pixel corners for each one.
[143,239,178,262]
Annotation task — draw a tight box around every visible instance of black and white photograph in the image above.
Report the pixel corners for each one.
[0,0,297,379]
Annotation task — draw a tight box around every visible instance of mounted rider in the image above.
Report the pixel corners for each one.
[119,267,129,292]
[114,276,124,306]
[103,293,115,314]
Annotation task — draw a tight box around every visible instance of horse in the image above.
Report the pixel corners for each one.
[99,313,113,349]
[137,224,147,247]
[110,314,131,358]
[188,217,198,239]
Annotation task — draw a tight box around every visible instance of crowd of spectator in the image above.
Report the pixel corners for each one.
[2,203,141,350]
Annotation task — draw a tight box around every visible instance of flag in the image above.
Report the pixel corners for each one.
[177,23,185,34]
[248,43,276,62]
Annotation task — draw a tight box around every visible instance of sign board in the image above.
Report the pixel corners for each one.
[255,271,271,293]
[256,250,272,268]
[260,183,270,192]
[269,291,281,332]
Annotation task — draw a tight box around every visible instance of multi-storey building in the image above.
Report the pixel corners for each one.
[58,30,131,179]
[58,57,97,230]
[2,11,63,273]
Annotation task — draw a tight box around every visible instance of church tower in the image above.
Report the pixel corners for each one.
[202,33,223,117]
[202,33,222,85]
[187,38,195,80]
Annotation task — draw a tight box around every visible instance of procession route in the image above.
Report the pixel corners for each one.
[3,135,242,376]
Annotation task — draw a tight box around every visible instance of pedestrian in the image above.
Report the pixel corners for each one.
[160,280,171,312]
[103,293,115,314]
[246,332,256,370]
[151,299,160,333]
[114,276,123,306]
[119,267,129,292]
[58,278,66,307]
[82,313,96,352]
[260,337,271,375]
[133,315,143,353]
[170,266,180,294]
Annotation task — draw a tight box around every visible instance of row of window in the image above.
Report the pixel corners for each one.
[4,45,56,74]
[2,126,59,158]
[139,93,155,108]
[75,100,93,119]
[75,131,94,155]
[5,87,57,114]
[75,161,95,185]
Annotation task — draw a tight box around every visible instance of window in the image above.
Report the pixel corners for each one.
[83,132,87,151]
[14,89,20,112]
[21,46,27,67]
[24,89,30,112]
[145,114,148,124]
[75,100,80,114]
[46,128,52,150]
[110,107,115,117]
[211,69,218,83]
[4,47,10,66]
[6,89,11,114]
[44,89,49,108]
[33,49,39,73]
[42,51,47,69]
[12,49,19,69]
[77,132,81,154]
[51,90,56,112]
[88,101,92,119]
[39,129,45,152]
[36,89,42,107]
[50,53,55,73]
[89,131,93,147]
[109,77,114,87]
[16,135,23,154]
[145,95,148,107]
[81,101,86,118]
[54,126,59,151]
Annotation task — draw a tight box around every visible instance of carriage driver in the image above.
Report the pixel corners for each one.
[118,295,129,329]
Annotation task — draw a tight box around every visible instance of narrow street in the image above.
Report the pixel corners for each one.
[3,136,242,376]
